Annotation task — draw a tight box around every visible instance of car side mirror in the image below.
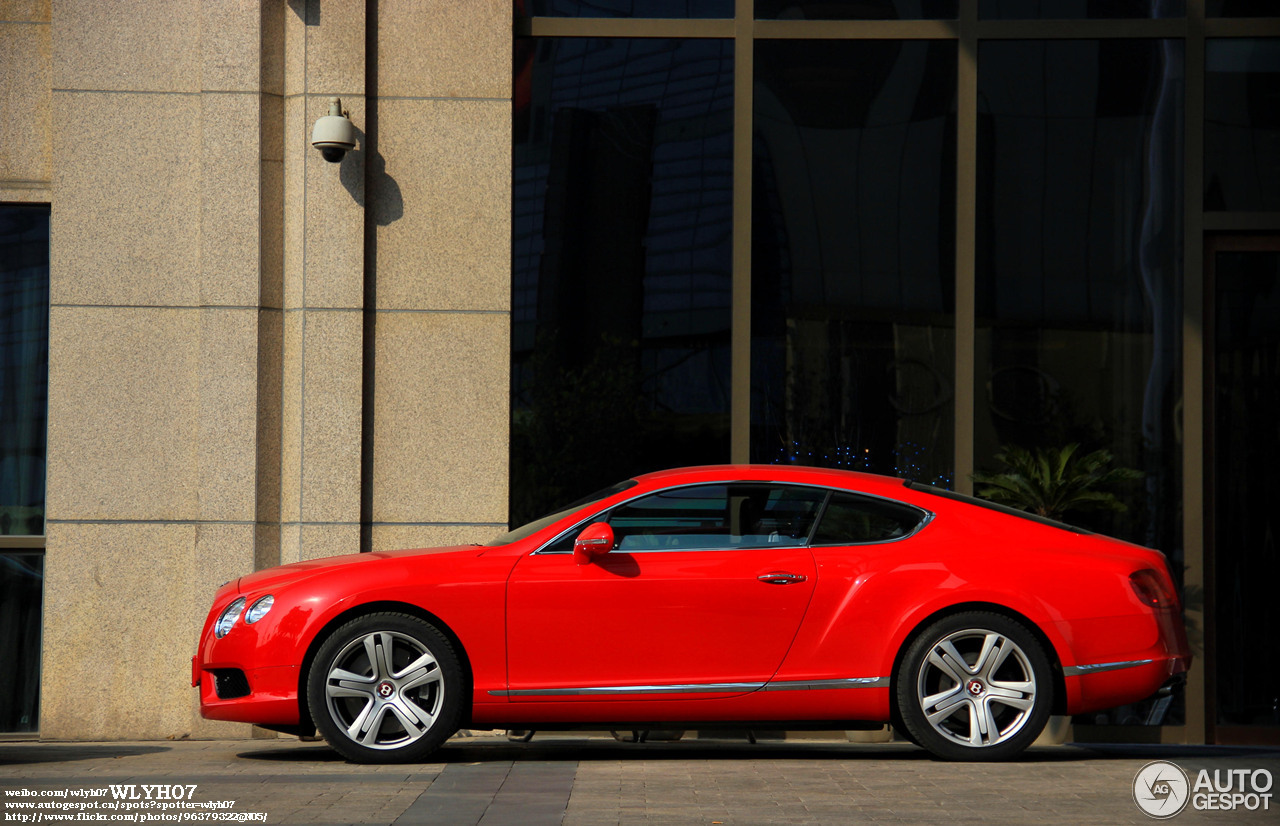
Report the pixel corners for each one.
[573,522,615,565]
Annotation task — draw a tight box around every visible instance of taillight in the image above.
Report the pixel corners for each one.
[1130,569,1177,609]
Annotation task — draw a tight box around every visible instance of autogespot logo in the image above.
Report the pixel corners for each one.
[1134,761,1191,819]
[1133,761,1274,818]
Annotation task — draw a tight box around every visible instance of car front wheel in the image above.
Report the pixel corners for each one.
[895,611,1053,761]
[307,613,463,763]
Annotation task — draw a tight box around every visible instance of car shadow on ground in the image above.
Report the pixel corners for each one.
[0,744,172,766]
[234,739,932,764]
[233,737,1280,765]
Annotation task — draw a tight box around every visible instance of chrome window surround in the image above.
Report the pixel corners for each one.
[531,481,934,555]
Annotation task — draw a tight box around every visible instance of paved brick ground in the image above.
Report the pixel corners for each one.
[1,734,1277,825]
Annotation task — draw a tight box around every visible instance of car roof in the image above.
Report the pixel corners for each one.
[631,464,912,497]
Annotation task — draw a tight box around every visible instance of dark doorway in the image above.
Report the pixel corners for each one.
[1206,234,1280,745]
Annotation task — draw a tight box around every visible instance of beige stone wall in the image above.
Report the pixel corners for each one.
[368,0,510,553]
[0,1,51,203]
[17,0,510,740]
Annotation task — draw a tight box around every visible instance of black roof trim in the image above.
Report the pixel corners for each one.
[902,481,1093,535]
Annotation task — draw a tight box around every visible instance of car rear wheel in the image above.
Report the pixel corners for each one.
[307,613,462,763]
[895,612,1053,761]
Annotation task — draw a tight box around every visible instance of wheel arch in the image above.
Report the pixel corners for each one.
[296,600,476,730]
[888,601,1069,719]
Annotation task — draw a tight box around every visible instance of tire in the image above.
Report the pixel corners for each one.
[895,611,1053,761]
[307,613,463,763]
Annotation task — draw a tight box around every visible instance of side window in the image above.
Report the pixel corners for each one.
[811,492,925,545]
[609,485,731,551]
[540,483,827,553]
[733,485,826,547]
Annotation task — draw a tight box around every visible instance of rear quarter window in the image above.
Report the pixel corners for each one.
[811,492,927,545]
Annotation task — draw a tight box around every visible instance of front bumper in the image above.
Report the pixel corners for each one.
[194,660,303,725]
[193,584,311,728]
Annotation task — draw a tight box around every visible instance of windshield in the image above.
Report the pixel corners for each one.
[484,480,638,546]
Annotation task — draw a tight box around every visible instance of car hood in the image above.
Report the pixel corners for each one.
[232,545,483,594]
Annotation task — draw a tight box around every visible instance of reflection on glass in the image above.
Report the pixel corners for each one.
[1207,1,1277,15]
[1205,39,1280,212]
[751,39,956,486]
[512,38,733,525]
[976,38,1183,587]
[979,0,1184,17]
[756,1,957,19]
[978,41,1184,726]
[1212,250,1280,728]
[0,552,42,732]
[525,0,733,17]
[0,205,49,537]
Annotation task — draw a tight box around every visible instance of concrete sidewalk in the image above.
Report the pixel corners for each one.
[1,734,1277,825]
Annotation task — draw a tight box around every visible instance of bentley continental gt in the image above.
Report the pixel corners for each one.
[193,465,1190,763]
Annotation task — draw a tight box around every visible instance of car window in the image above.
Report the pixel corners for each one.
[540,483,828,553]
[810,492,926,545]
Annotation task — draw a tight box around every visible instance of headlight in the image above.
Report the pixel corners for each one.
[214,597,245,638]
[245,595,274,624]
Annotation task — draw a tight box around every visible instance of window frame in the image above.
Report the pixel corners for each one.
[533,480,933,554]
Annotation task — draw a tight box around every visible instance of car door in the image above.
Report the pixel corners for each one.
[504,483,826,699]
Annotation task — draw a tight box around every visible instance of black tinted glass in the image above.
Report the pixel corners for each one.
[1212,249,1280,726]
[512,38,733,525]
[976,39,1182,549]
[756,1,957,19]
[980,0,1184,17]
[1207,1,1277,15]
[1205,39,1280,212]
[0,551,42,732]
[750,39,956,487]
[812,492,924,544]
[0,204,49,537]
[608,484,826,550]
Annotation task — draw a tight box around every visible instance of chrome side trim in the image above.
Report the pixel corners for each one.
[763,677,890,691]
[487,676,890,698]
[489,681,765,698]
[1062,658,1155,677]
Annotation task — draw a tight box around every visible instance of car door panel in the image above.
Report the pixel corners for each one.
[505,545,816,700]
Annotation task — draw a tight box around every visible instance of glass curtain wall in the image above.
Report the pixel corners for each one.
[975,39,1184,554]
[515,1,1280,740]
[512,37,734,525]
[751,39,956,484]
[0,203,49,734]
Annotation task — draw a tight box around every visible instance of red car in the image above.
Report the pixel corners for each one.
[193,465,1189,763]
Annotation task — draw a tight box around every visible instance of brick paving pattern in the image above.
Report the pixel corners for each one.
[1,734,1276,825]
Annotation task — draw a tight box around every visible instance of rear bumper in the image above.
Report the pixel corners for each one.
[1065,653,1190,715]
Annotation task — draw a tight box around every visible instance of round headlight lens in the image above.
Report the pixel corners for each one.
[244,595,274,624]
[214,597,245,638]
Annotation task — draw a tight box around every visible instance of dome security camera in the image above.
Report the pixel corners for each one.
[311,97,356,163]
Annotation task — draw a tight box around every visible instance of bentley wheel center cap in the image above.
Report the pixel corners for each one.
[966,679,985,697]
[376,680,396,699]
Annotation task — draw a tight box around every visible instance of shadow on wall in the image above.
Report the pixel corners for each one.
[289,0,317,26]
[336,125,403,227]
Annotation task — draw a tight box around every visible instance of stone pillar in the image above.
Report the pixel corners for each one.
[42,0,275,739]
[268,1,367,566]
[366,0,510,553]
[35,0,510,740]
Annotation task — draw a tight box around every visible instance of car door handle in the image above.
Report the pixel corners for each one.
[757,572,808,585]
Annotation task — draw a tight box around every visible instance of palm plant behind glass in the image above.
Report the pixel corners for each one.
[972,443,1143,522]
